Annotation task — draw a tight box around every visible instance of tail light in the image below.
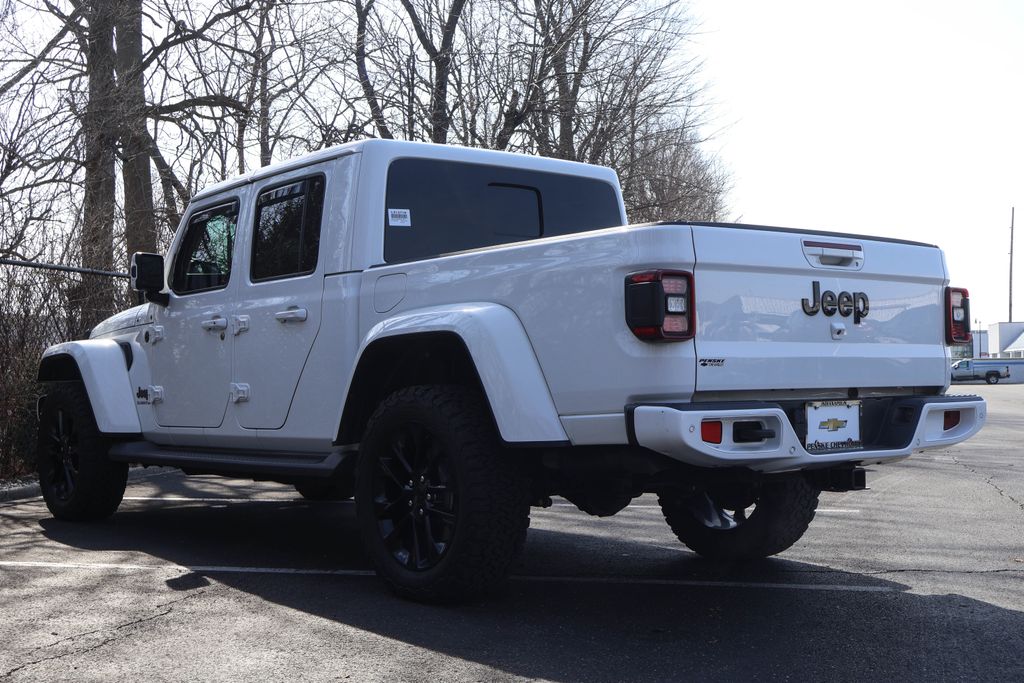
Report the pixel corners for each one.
[945,287,972,345]
[625,270,695,341]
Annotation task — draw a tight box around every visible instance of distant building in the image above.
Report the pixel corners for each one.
[987,322,1024,358]
[950,328,988,359]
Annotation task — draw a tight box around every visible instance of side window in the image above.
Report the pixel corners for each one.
[172,201,239,294]
[251,175,325,281]
[383,159,621,263]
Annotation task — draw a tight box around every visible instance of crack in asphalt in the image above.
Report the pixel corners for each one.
[1,590,205,679]
[857,567,1024,576]
[952,455,1024,514]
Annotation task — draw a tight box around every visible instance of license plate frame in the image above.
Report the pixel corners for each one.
[805,400,863,453]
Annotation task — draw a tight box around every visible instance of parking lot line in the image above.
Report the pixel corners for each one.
[0,560,896,592]
[120,496,320,503]
[114,497,859,513]
[117,497,856,511]
[0,560,373,576]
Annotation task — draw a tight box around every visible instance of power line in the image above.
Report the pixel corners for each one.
[0,258,129,279]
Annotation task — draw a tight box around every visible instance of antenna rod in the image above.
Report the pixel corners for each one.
[1011,207,1016,322]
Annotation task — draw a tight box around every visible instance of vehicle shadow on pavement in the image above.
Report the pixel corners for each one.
[33,493,1024,682]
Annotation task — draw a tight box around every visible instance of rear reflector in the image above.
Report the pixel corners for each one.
[701,420,723,444]
[943,410,961,431]
[625,270,695,342]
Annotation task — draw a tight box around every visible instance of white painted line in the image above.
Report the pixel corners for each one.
[0,560,372,576]
[515,575,895,593]
[6,496,860,514]
[0,560,895,592]
[120,496,332,504]
[542,503,860,514]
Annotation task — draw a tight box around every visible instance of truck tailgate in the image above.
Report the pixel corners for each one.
[691,225,949,393]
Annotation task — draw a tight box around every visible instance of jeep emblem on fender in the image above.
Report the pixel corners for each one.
[802,281,869,324]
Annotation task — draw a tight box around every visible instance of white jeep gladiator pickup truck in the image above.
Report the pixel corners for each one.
[36,139,986,602]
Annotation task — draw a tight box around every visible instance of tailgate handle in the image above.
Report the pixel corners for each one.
[802,240,863,270]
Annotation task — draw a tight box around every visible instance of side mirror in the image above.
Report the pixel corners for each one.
[130,252,169,306]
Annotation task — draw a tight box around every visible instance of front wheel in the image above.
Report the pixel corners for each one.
[36,382,128,521]
[658,476,820,560]
[355,385,530,603]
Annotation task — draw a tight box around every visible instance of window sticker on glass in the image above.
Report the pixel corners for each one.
[388,208,412,227]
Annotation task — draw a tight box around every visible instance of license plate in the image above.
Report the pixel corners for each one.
[805,400,862,452]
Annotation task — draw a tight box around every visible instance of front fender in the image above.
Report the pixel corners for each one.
[39,340,141,435]
[359,303,567,444]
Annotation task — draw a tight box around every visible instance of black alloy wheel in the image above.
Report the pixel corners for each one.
[685,490,753,530]
[371,421,457,571]
[42,405,80,502]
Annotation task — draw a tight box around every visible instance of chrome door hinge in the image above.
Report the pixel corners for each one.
[232,315,250,336]
[145,385,164,404]
[230,383,250,403]
[145,325,164,345]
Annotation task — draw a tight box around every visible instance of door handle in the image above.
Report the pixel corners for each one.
[274,307,308,323]
[200,316,228,331]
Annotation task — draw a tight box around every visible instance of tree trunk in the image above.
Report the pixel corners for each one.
[115,0,157,259]
[258,41,272,166]
[80,1,117,333]
[355,0,394,140]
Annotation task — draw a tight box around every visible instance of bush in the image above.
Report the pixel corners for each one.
[0,265,126,478]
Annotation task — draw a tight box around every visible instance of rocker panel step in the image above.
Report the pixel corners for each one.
[108,441,350,479]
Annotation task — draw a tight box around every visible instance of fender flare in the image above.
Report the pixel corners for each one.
[39,340,142,435]
[355,303,567,444]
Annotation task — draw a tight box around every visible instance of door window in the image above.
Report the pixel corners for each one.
[251,175,326,281]
[172,201,239,294]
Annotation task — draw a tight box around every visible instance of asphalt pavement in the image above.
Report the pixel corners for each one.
[1,385,1022,682]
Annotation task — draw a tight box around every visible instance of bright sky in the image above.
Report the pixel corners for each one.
[689,0,1024,328]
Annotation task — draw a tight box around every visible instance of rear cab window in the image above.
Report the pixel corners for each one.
[384,158,621,263]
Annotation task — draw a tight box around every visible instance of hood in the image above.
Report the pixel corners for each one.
[89,304,150,338]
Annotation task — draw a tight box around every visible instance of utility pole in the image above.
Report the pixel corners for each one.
[1011,207,1015,322]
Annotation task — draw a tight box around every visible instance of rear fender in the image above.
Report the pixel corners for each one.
[38,340,141,434]
[356,303,567,444]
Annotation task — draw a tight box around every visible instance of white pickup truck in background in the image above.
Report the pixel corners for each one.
[35,139,987,602]
[951,358,1011,384]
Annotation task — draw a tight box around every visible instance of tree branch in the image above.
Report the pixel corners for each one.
[0,5,83,99]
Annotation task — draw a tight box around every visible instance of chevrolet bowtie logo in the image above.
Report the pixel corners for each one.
[819,418,848,432]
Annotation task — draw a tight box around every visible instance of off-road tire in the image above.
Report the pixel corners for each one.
[36,382,128,521]
[355,385,530,603]
[658,476,820,560]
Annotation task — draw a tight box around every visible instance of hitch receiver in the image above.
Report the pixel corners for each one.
[807,466,868,492]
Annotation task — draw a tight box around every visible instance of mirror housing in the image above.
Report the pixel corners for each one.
[130,252,169,306]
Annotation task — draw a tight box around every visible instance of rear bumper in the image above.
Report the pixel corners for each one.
[628,395,986,473]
